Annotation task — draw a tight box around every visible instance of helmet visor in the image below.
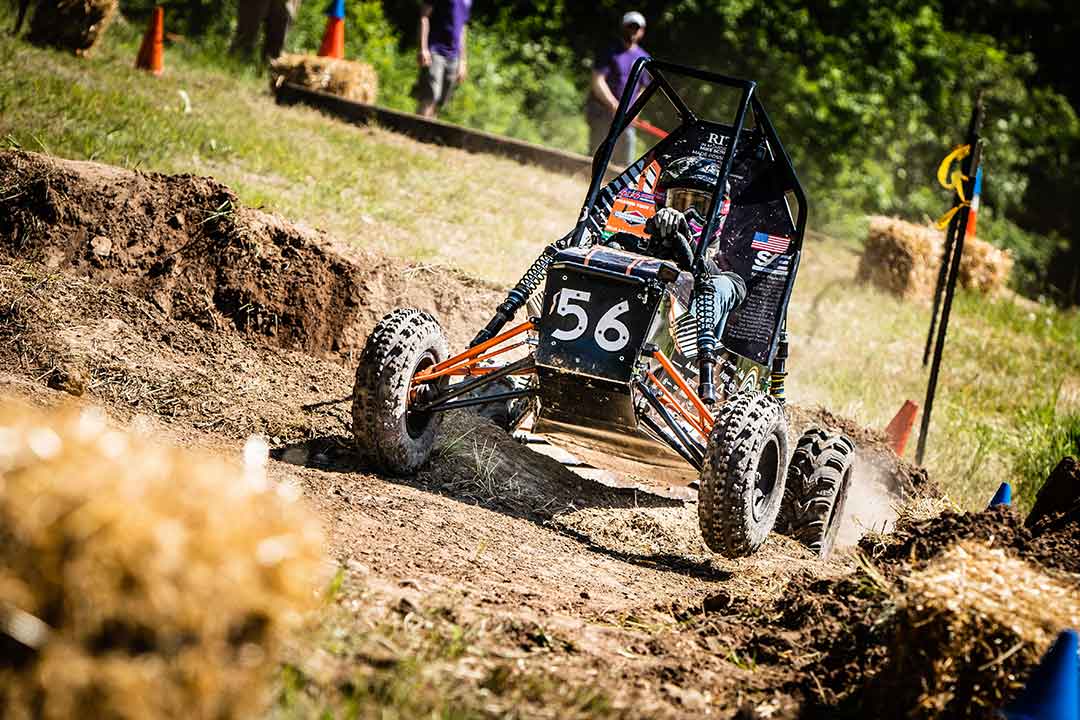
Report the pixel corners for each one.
[666,188,712,218]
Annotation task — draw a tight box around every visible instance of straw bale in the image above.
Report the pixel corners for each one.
[0,403,324,719]
[270,53,378,104]
[958,237,1014,294]
[27,0,118,56]
[867,541,1080,718]
[857,216,1012,301]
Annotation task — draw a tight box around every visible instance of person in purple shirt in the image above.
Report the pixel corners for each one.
[414,0,473,118]
[586,11,650,165]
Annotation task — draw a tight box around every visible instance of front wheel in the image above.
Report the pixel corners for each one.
[351,309,448,476]
[698,392,789,558]
[777,429,856,558]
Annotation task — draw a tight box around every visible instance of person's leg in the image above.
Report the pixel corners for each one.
[262,0,294,60]
[416,53,446,117]
[586,98,609,157]
[709,273,747,339]
[435,55,460,112]
[624,126,638,165]
[689,273,746,342]
[231,0,270,58]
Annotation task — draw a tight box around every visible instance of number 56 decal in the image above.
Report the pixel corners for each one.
[549,290,632,352]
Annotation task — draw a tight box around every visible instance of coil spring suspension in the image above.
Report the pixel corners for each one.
[694,273,718,404]
[471,245,558,346]
[770,331,789,403]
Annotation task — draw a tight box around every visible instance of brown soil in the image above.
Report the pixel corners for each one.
[0,150,501,355]
[1,150,1078,719]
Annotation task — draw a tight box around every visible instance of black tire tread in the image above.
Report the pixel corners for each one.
[777,428,856,557]
[698,392,789,558]
[351,308,448,476]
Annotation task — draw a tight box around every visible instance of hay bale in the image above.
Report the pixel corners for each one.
[857,216,942,301]
[866,541,1080,718]
[0,404,324,719]
[857,216,1012,301]
[27,0,118,56]
[270,53,378,104]
[958,236,1014,295]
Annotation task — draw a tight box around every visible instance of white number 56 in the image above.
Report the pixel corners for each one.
[549,290,631,352]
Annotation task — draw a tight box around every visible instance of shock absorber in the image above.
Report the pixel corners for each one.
[770,330,789,403]
[694,271,718,404]
[471,245,558,347]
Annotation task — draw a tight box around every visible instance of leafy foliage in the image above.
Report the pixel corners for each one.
[90,1,1080,302]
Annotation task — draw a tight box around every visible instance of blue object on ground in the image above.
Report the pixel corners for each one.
[989,481,1012,507]
[1004,629,1079,720]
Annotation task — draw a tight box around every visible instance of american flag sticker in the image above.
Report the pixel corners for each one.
[751,232,791,254]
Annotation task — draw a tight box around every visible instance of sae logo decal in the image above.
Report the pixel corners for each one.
[752,250,791,277]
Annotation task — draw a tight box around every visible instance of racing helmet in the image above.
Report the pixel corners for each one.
[659,155,726,219]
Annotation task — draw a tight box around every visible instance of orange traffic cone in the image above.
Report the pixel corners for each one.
[135,7,164,75]
[884,400,919,456]
[318,0,345,59]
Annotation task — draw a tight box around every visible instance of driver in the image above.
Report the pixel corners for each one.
[645,156,747,341]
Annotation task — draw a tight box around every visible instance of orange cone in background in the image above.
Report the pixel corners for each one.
[885,400,919,456]
[318,0,346,59]
[135,6,164,75]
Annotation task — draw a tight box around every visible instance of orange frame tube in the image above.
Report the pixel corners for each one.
[646,371,708,439]
[649,348,714,431]
[412,320,534,384]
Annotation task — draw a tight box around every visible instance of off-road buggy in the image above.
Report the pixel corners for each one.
[352,59,856,558]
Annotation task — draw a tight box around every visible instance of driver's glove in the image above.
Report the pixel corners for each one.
[645,207,694,270]
[647,207,690,243]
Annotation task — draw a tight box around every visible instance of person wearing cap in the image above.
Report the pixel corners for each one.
[586,11,651,166]
[414,0,473,118]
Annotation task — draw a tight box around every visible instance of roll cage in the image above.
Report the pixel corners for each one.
[406,58,809,475]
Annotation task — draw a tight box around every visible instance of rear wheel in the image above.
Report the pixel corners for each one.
[698,392,789,557]
[351,309,448,476]
[777,428,856,558]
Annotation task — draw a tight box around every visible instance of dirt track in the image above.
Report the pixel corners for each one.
[2,150,1078,719]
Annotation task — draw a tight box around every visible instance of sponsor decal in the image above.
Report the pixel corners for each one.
[751,231,791,254]
[752,250,791,277]
[613,209,648,227]
[604,195,656,238]
[618,188,663,204]
[739,368,759,393]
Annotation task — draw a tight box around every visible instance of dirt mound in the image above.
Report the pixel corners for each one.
[0,261,355,442]
[864,492,1080,577]
[865,542,1079,720]
[1024,459,1080,572]
[0,150,500,355]
[1026,455,1080,526]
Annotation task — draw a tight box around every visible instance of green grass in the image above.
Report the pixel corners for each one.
[2,15,1079,510]
[0,13,584,286]
[273,574,615,720]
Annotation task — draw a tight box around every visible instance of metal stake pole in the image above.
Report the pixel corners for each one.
[915,95,984,465]
[923,210,960,365]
